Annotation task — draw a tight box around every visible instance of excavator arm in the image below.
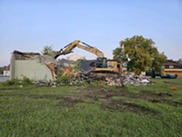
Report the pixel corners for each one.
[51,40,104,59]
[76,42,104,58]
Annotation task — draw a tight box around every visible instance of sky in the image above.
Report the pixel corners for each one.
[0,0,182,66]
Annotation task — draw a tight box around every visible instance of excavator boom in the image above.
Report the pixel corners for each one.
[51,40,104,59]
[77,42,104,58]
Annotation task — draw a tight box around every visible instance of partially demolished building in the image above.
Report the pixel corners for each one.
[10,50,57,82]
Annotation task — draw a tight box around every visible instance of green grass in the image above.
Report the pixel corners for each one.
[0,78,182,137]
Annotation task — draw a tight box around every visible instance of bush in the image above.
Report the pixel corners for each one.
[22,76,32,85]
[2,78,20,86]
[2,77,32,86]
[57,76,70,85]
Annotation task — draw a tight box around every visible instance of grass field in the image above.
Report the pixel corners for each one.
[0,78,182,137]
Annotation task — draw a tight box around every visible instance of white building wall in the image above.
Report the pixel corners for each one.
[13,60,54,81]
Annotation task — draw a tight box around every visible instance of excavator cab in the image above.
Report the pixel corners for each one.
[95,58,122,75]
[96,57,107,68]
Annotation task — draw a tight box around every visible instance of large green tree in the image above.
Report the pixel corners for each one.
[113,35,167,74]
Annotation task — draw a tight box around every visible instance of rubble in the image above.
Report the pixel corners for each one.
[11,50,149,87]
[79,60,96,73]
[11,50,123,87]
[32,80,57,86]
[105,77,122,86]
[123,74,151,86]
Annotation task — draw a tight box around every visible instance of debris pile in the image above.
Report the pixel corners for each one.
[11,49,124,87]
[32,80,57,86]
[123,74,151,86]
[105,77,122,86]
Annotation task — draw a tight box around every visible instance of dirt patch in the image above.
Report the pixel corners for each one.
[139,90,172,99]
[149,99,182,107]
[157,93,173,97]
[79,87,159,115]
[103,99,158,115]
[74,86,132,98]
[164,100,182,107]
[138,90,182,107]
[124,103,157,115]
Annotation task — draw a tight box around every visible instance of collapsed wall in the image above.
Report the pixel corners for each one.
[10,50,57,81]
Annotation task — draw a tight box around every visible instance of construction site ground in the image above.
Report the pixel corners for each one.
[0,78,182,137]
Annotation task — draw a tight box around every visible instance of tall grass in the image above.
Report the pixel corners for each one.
[0,78,182,137]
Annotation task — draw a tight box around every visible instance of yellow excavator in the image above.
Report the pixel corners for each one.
[51,40,122,85]
[51,40,122,76]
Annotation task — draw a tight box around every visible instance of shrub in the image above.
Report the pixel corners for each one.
[22,76,32,85]
[57,76,70,85]
[2,78,20,86]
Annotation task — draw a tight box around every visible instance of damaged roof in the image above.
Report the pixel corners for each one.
[13,50,40,60]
